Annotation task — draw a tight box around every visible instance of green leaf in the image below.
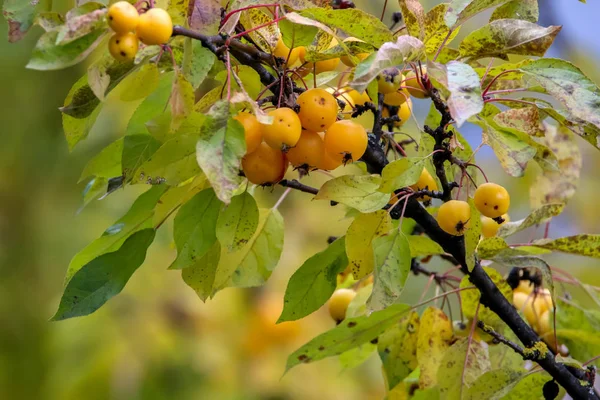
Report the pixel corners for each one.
[368,231,411,312]
[65,185,168,284]
[61,75,103,150]
[555,299,600,362]
[119,63,160,102]
[297,8,393,48]
[458,20,560,60]
[477,237,550,259]
[56,8,107,45]
[445,0,511,29]
[424,4,461,57]
[520,58,600,147]
[35,12,66,32]
[465,197,482,272]
[3,0,42,42]
[460,267,512,330]
[346,210,393,279]
[127,72,174,136]
[339,343,376,370]
[183,39,216,89]
[216,192,260,253]
[315,175,390,213]
[490,0,539,22]
[416,307,454,389]
[80,177,109,211]
[437,338,490,398]
[79,138,123,182]
[170,72,195,132]
[213,208,284,291]
[121,134,162,182]
[134,131,202,186]
[399,0,425,39]
[170,189,222,270]
[182,242,222,302]
[501,371,549,400]
[378,311,420,389]
[52,229,155,321]
[279,18,318,48]
[530,125,581,209]
[285,303,410,372]
[532,235,600,258]
[379,157,425,193]
[407,235,444,258]
[196,101,246,204]
[27,28,106,71]
[351,36,424,93]
[465,370,528,400]
[498,203,564,237]
[278,238,348,322]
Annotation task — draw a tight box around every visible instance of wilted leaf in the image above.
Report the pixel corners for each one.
[437,61,484,127]
[498,203,564,237]
[285,303,410,372]
[27,28,105,71]
[170,189,222,270]
[182,242,221,302]
[35,12,65,31]
[424,4,461,57]
[52,229,155,321]
[378,311,420,389]
[170,72,195,132]
[445,0,511,29]
[379,157,426,193]
[240,8,279,52]
[416,307,454,389]
[213,208,284,290]
[519,58,600,146]
[399,0,425,39]
[437,338,490,398]
[80,138,123,182]
[216,192,259,252]
[458,20,560,61]
[56,8,107,45]
[530,125,581,208]
[346,210,393,279]
[196,101,246,204]
[316,175,390,213]
[368,231,411,312]
[490,0,539,22]
[351,36,425,93]
[3,0,42,42]
[298,8,393,48]
[189,0,221,34]
[408,235,444,258]
[279,238,348,322]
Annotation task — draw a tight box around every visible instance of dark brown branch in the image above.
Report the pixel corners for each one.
[279,179,319,195]
[477,321,532,359]
[411,259,461,283]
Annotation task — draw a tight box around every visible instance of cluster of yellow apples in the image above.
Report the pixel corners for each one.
[513,280,554,337]
[107,1,173,62]
[237,88,369,185]
[437,182,510,236]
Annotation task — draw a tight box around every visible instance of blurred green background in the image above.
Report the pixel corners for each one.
[1,1,600,399]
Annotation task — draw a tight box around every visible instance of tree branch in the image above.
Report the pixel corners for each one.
[278,179,318,195]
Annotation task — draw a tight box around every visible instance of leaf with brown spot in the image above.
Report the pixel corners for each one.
[493,107,541,137]
[56,8,107,45]
[437,338,490,398]
[416,307,454,389]
[346,210,393,279]
[189,0,221,34]
[240,8,279,52]
[460,267,511,330]
[520,58,600,144]
[424,4,461,57]
[285,303,410,372]
[490,0,539,23]
[459,19,560,61]
[378,311,420,389]
[216,192,259,253]
[532,235,600,259]
[445,0,511,29]
[399,0,425,39]
[3,0,43,42]
[497,203,564,238]
[316,174,390,213]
